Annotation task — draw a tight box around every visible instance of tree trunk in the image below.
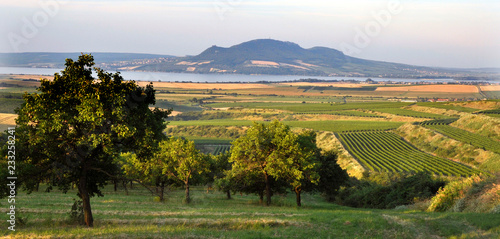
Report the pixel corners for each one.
[78,172,93,227]
[264,173,271,206]
[226,190,231,200]
[159,182,165,202]
[258,191,264,204]
[113,180,117,192]
[122,180,128,196]
[185,180,191,203]
[295,187,302,207]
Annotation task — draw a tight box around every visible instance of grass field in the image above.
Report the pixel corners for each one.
[169,120,404,133]
[416,102,480,113]
[206,102,413,113]
[3,185,500,238]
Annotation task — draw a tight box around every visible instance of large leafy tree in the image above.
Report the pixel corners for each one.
[229,120,318,206]
[15,54,170,227]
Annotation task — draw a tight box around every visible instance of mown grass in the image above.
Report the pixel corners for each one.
[3,185,500,238]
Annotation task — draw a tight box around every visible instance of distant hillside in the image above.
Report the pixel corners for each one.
[1,41,498,79]
[135,39,493,79]
[0,52,175,69]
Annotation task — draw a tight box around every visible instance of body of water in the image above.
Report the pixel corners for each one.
[0,66,490,84]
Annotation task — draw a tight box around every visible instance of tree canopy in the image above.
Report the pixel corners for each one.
[229,120,319,206]
[15,54,170,226]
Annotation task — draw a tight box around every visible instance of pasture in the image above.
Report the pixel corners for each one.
[3,185,500,238]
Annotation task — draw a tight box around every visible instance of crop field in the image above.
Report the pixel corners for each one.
[336,131,481,176]
[373,108,449,119]
[295,110,384,118]
[212,144,231,155]
[3,185,500,239]
[206,102,412,113]
[170,120,404,133]
[284,121,404,132]
[415,102,480,113]
[422,124,500,155]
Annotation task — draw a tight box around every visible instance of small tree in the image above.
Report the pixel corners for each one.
[15,54,169,227]
[287,130,320,206]
[120,152,178,201]
[229,120,317,206]
[154,137,208,203]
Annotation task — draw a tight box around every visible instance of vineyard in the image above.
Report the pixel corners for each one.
[212,145,231,155]
[336,131,481,176]
[421,124,500,155]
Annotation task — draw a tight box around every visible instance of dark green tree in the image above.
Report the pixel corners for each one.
[316,151,349,202]
[15,54,170,227]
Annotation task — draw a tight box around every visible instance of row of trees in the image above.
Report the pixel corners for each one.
[2,55,347,228]
[120,120,348,207]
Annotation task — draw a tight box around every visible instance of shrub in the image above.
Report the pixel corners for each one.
[427,175,484,212]
[337,172,445,209]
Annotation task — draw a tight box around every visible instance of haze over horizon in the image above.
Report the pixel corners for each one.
[1,0,499,69]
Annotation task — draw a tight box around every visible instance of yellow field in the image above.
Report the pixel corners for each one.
[0,113,17,125]
[279,82,370,87]
[375,85,479,93]
[481,85,500,91]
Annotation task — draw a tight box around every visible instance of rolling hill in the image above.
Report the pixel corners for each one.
[134,39,493,78]
[0,52,175,69]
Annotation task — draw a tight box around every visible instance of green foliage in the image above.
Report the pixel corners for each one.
[427,174,500,213]
[428,175,484,212]
[336,131,482,176]
[316,151,349,202]
[228,120,319,206]
[337,172,446,209]
[153,137,209,203]
[69,199,84,225]
[14,54,170,226]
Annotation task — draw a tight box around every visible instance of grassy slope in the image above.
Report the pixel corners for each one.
[4,185,500,238]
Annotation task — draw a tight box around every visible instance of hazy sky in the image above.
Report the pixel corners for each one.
[1,0,499,68]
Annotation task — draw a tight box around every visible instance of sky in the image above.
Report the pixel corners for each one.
[1,0,499,68]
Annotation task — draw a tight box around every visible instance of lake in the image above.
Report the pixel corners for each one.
[0,66,485,84]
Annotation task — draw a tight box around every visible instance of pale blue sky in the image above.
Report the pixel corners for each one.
[1,0,499,68]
